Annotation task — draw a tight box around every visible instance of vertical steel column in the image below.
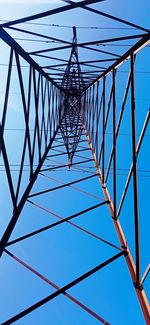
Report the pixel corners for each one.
[130,52,141,287]
[0,48,14,142]
[102,76,105,184]
[0,125,60,258]
[95,81,99,160]
[82,124,150,324]
[112,69,117,220]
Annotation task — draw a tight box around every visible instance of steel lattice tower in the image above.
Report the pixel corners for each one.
[0,1,150,324]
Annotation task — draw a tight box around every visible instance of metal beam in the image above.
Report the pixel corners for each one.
[0,0,104,27]
[0,28,59,88]
[1,251,126,325]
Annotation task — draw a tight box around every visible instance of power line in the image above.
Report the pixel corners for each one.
[1,63,150,75]
[3,128,150,136]
[0,166,150,178]
[15,37,60,43]
[1,164,150,172]
[29,24,138,30]
[0,19,139,30]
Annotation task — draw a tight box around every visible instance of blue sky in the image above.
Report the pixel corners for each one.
[0,1,150,325]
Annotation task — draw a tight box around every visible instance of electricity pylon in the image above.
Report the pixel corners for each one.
[0,2,150,324]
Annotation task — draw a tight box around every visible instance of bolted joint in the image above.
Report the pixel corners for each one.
[121,245,127,250]
[0,241,4,250]
[33,173,38,181]
[112,216,118,221]
[133,282,143,291]
[123,249,128,257]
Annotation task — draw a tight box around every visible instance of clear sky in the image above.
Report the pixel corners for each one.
[0,1,150,325]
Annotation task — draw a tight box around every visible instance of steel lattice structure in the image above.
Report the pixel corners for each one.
[0,1,150,324]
